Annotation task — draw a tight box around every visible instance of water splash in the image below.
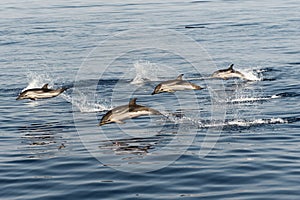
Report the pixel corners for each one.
[159,111,194,125]
[23,70,54,91]
[239,67,262,81]
[130,60,160,84]
[61,91,111,113]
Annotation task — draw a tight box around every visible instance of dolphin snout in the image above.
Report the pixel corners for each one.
[98,122,105,126]
[98,120,109,126]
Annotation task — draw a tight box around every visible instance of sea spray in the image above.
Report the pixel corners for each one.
[130,60,160,84]
[23,71,54,91]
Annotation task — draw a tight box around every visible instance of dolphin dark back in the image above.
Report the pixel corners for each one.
[217,64,234,73]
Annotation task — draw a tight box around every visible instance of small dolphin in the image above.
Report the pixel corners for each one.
[99,98,161,126]
[151,74,203,95]
[16,84,67,100]
[211,64,247,80]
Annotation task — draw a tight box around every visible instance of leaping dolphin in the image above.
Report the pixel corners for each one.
[211,64,247,80]
[151,74,203,95]
[99,98,161,126]
[16,84,67,100]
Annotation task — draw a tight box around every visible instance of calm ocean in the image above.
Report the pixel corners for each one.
[1,0,300,199]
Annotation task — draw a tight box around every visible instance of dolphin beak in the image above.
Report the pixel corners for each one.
[98,121,105,126]
[16,96,21,100]
[151,92,156,95]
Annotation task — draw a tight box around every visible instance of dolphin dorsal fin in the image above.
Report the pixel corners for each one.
[228,64,234,71]
[42,84,49,89]
[176,74,184,80]
[129,98,137,107]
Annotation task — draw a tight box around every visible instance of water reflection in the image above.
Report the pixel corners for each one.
[98,136,161,156]
[18,121,68,158]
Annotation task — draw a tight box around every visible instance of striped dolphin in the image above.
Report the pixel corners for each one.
[16,84,67,100]
[211,64,247,80]
[99,98,161,126]
[151,74,203,95]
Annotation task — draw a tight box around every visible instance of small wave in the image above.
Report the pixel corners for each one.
[163,113,288,128]
[185,24,206,29]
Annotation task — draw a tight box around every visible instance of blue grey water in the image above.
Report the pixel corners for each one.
[1,0,300,199]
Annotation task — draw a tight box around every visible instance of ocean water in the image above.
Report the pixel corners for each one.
[1,0,300,199]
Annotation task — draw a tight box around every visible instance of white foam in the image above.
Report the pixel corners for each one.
[164,114,288,128]
[217,118,287,128]
[271,94,282,99]
[231,97,267,103]
[230,96,274,103]
[229,93,281,103]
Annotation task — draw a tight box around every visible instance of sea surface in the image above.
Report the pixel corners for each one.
[1,0,300,199]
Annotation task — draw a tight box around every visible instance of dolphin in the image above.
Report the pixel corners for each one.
[99,98,161,126]
[211,64,247,80]
[16,84,67,100]
[151,74,203,95]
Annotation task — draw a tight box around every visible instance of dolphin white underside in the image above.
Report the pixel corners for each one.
[160,81,198,92]
[25,91,62,99]
[109,109,157,124]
